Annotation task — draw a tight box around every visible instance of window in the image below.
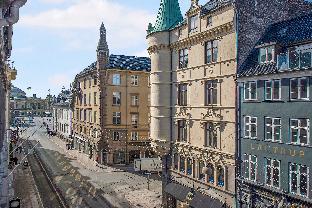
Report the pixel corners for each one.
[206,40,218,63]
[94,92,97,105]
[290,77,309,100]
[83,79,86,89]
[112,74,121,85]
[243,154,257,181]
[83,94,87,105]
[131,132,139,141]
[177,120,187,142]
[265,158,280,188]
[289,163,309,197]
[178,84,188,106]
[88,110,92,123]
[94,77,97,85]
[189,15,198,33]
[207,16,212,27]
[244,81,257,100]
[94,111,97,123]
[265,80,281,100]
[113,112,121,125]
[186,158,193,176]
[259,46,274,64]
[207,163,214,184]
[205,80,218,105]
[88,93,91,105]
[265,117,281,142]
[173,154,179,170]
[131,95,139,106]
[179,48,188,68]
[180,156,185,173]
[244,116,257,139]
[131,75,139,86]
[83,109,87,121]
[198,161,205,181]
[113,92,121,105]
[131,113,139,128]
[205,122,217,148]
[113,131,120,141]
[89,79,91,88]
[290,119,309,145]
[217,166,224,187]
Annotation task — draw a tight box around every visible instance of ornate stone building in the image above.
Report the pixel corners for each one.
[72,23,152,165]
[147,0,312,207]
[0,0,27,207]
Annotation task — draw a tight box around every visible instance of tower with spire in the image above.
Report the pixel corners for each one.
[97,22,109,70]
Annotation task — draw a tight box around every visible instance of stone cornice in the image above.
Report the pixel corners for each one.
[170,21,234,50]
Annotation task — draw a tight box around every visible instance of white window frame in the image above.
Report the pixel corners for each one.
[131,132,139,141]
[265,158,280,189]
[289,163,309,197]
[244,116,257,139]
[244,81,257,101]
[131,95,139,106]
[259,46,275,64]
[290,118,310,145]
[265,80,281,100]
[290,77,310,100]
[243,154,257,182]
[265,117,282,142]
[113,112,121,125]
[189,15,198,33]
[131,113,139,128]
[112,74,121,85]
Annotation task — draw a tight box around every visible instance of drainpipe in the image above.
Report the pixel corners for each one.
[0,0,27,27]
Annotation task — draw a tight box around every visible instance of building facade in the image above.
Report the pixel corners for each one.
[11,94,50,117]
[147,0,312,207]
[237,14,312,207]
[72,62,101,162]
[0,0,27,207]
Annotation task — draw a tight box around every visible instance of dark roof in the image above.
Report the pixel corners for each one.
[77,54,151,77]
[164,183,224,208]
[201,0,232,16]
[238,13,312,77]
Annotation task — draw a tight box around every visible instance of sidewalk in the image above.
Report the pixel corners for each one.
[49,135,162,208]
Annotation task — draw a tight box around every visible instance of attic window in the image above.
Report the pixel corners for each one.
[189,15,198,33]
[259,46,274,64]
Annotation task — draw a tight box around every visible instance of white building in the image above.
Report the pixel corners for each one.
[53,102,73,145]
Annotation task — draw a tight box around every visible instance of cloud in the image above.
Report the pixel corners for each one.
[49,73,70,87]
[19,0,154,52]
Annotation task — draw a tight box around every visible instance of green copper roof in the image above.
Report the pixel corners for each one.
[147,0,183,35]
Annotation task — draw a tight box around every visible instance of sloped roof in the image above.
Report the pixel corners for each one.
[201,0,232,16]
[238,13,312,77]
[77,54,151,77]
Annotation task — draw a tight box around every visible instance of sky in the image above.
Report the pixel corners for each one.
[11,0,203,98]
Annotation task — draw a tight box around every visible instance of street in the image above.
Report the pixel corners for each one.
[15,117,162,208]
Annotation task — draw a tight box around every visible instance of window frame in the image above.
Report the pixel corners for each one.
[265,79,281,101]
[265,158,281,189]
[244,116,257,139]
[205,80,218,105]
[265,117,282,142]
[189,15,198,33]
[112,74,121,86]
[131,75,139,86]
[290,77,310,101]
[177,120,187,142]
[244,81,257,101]
[113,92,121,106]
[205,122,217,148]
[259,46,275,64]
[178,84,188,106]
[205,40,218,64]
[289,163,309,197]
[290,118,310,145]
[179,48,189,69]
[131,113,139,128]
[131,94,139,106]
[131,132,139,141]
[113,112,121,125]
[243,154,257,182]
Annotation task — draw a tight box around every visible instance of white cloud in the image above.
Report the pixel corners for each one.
[19,0,154,52]
[49,73,70,87]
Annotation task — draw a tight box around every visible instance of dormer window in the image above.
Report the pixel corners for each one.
[189,15,198,33]
[259,46,274,64]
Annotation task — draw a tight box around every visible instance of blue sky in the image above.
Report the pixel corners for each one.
[11,0,200,98]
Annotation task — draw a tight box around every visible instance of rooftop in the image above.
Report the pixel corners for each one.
[238,12,312,77]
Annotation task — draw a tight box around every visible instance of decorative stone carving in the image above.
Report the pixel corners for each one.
[201,108,222,119]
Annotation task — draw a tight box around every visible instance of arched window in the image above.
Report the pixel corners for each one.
[217,166,225,187]
[180,156,185,173]
[187,158,193,176]
[207,163,214,184]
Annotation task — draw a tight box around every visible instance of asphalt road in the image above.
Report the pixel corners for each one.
[22,118,113,208]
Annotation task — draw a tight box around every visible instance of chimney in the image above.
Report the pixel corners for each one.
[33,94,37,98]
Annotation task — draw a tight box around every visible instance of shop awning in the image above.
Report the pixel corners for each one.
[165,183,225,208]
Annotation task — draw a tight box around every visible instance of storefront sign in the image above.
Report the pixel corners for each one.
[250,143,305,158]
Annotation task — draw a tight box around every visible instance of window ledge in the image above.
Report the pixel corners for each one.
[288,99,311,102]
[243,100,261,103]
[286,143,312,148]
[263,100,284,103]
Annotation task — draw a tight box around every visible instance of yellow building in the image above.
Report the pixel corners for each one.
[72,23,152,165]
